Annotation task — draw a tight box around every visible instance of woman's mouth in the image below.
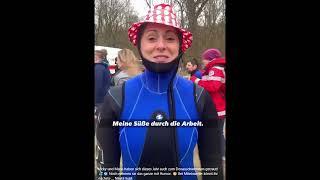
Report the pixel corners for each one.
[153,55,170,62]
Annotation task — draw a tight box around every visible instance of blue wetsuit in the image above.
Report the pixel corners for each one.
[97,69,223,180]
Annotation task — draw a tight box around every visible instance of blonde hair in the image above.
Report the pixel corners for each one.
[117,49,142,76]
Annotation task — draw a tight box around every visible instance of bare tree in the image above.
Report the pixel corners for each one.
[95,0,225,60]
[174,0,186,28]
[172,0,211,58]
[95,0,139,48]
[199,0,225,54]
[172,0,225,70]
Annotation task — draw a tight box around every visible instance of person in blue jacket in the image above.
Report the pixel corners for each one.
[185,58,202,79]
[96,3,223,180]
[95,49,111,105]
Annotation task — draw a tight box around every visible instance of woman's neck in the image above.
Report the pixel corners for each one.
[142,69,177,93]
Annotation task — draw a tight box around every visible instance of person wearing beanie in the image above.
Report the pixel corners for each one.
[96,3,223,180]
[190,48,226,173]
[191,48,225,120]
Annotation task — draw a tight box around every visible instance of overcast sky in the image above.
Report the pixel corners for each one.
[131,0,149,17]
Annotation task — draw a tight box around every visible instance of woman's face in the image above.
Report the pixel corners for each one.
[140,23,179,63]
[202,59,210,67]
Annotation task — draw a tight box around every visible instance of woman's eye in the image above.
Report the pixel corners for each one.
[167,37,176,41]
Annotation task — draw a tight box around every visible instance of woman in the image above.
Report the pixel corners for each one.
[97,3,223,180]
[112,48,142,86]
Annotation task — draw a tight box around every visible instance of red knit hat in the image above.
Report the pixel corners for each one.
[202,48,222,61]
[128,3,192,52]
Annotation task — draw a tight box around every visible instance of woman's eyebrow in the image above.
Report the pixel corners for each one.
[165,30,176,33]
[165,30,178,37]
[145,29,157,33]
[144,29,177,36]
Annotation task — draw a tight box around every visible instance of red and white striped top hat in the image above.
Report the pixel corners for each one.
[128,3,192,52]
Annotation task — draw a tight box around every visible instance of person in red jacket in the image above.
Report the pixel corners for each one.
[190,48,226,173]
[190,48,225,119]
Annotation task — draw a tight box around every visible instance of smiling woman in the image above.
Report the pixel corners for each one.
[96,3,224,180]
[136,22,182,73]
[140,23,179,63]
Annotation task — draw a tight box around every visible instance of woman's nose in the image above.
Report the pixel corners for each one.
[156,38,166,51]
